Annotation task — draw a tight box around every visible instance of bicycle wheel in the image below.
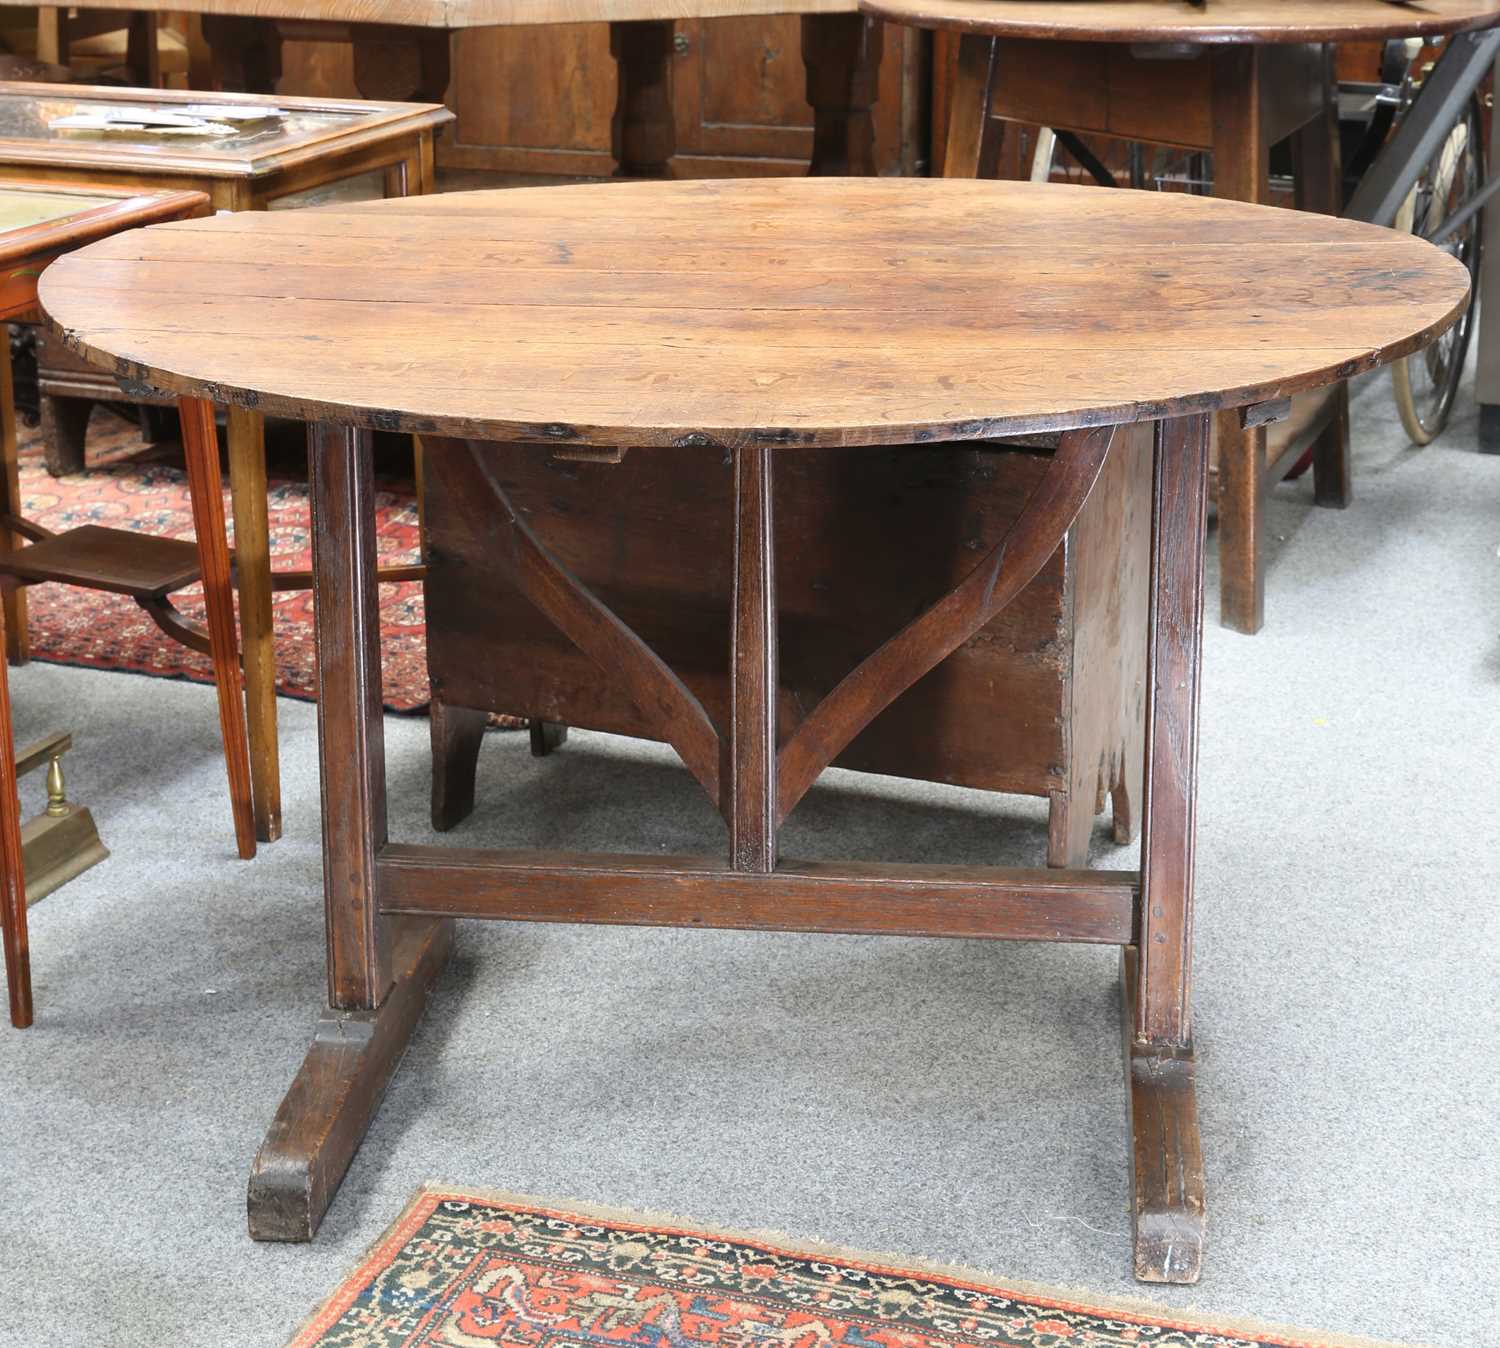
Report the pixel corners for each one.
[1391,92,1485,444]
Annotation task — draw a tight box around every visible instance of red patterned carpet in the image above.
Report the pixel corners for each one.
[289,1189,1393,1348]
[15,408,433,711]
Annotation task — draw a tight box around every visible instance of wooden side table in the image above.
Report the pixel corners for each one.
[861,0,1500,634]
[0,81,452,849]
[39,178,1467,1277]
[0,180,224,1029]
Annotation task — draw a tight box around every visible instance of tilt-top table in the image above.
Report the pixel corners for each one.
[38,178,1467,1280]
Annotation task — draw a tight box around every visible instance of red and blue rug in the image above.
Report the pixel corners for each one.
[288,1189,1404,1348]
[16,412,431,710]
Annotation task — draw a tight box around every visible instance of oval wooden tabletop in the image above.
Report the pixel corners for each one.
[39,178,1469,449]
[858,0,1500,43]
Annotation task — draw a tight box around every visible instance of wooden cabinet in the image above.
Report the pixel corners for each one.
[282,18,927,178]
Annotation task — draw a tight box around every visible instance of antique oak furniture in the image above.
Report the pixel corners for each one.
[864,0,1500,634]
[0,180,229,1029]
[0,0,887,179]
[0,81,450,848]
[39,178,1467,1278]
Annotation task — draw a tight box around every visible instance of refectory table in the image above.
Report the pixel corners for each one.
[38,178,1467,1279]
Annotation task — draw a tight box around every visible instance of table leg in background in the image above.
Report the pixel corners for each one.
[940,34,1000,179]
[179,398,256,862]
[611,20,676,179]
[248,422,451,1242]
[0,339,28,665]
[802,14,883,176]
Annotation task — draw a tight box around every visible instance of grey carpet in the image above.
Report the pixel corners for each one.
[1,366,1497,1347]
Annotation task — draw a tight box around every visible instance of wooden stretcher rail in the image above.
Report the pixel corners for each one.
[377,844,1140,944]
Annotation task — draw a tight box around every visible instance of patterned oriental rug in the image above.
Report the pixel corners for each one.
[15,412,431,712]
[289,1188,1409,1348]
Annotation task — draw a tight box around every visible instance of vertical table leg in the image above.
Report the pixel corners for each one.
[1,338,28,665]
[611,20,676,179]
[226,407,280,844]
[941,34,1000,179]
[1478,49,1500,452]
[1209,46,1270,634]
[801,14,883,177]
[0,599,30,1028]
[1125,412,1209,1284]
[179,398,256,862]
[728,446,777,873]
[248,422,451,1242]
[1292,44,1352,510]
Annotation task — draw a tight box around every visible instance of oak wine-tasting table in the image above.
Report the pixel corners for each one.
[38,179,1466,1281]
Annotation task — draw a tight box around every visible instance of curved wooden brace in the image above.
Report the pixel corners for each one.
[138,594,211,656]
[452,438,723,807]
[776,423,1118,823]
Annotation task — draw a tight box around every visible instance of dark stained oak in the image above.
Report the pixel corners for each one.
[426,436,723,805]
[39,179,1470,449]
[38,179,1467,1271]
[421,429,1152,864]
[728,446,778,873]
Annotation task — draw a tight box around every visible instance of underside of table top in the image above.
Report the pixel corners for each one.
[39,178,1467,449]
[858,0,1500,43]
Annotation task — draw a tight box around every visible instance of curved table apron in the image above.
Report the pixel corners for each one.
[38,178,1469,1277]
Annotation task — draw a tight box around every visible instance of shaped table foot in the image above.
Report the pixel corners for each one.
[248,916,453,1242]
[1121,947,1205,1284]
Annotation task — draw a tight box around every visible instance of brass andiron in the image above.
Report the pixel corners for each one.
[15,731,108,905]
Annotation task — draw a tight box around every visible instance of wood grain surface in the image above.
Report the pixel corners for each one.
[40,178,1469,448]
[859,0,1500,44]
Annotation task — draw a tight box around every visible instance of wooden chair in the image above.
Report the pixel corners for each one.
[0,447,254,863]
[0,182,246,1027]
[0,407,253,1030]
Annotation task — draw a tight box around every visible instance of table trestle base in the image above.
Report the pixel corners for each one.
[1121,946,1205,1283]
[249,413,1211,1283]
[378,844,1138,944]
[247,914,452,1242]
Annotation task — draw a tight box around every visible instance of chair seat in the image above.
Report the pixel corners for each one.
[0,525,202,600]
